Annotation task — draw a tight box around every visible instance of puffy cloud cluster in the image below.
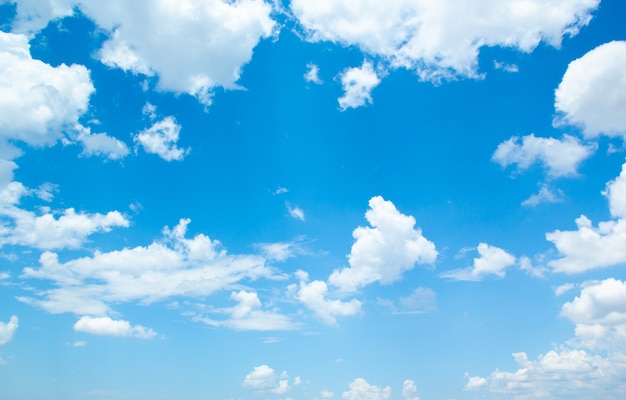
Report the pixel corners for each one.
[555,40,626,139]
[19,218,277,316]
[492,134,596,178]
[441,243,516,281]
[547,161,626,273]
[134,116,189,161]
[292,0,599,82]
[329,196,437,292]
[7,0,276,106]
[338,61,381,111]
[243,365,290,395]
[295,272,362,325]
[342,378,391,400]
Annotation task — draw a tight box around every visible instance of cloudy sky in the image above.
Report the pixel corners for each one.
[0,0,625,399]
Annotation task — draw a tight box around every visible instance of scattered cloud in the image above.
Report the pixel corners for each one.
[190,290,297,331]
[0,316,18,345]
[492,134,596,178]
[338,61,381,111]
[493,60,519,73]
[134,116,189,161]
[555,40,626,139]
[73,316,156,339]
[342,378,391,400]
[291,0,599,83]
[329,196,437,292]
[441,243,516,281]
[75,125,129,160]
[304,63,323,84]
[547,161,626,273]
[401,380,420,400]
[19,218,278,316]
[294,271,361,325]
[522,185,565,207]
[0,31,93,156]
[286,202,305,221]
[243,365,290,395]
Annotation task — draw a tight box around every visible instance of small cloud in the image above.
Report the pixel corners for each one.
[464,373,487,390]
[0,316,18,345]
[493,60,519,72]
[274,187,288,195]
[304,63,323,84]
[73,316,157,339]
[72,341,87,347]
[286,203,305,221]
[134,116,190,161]
[338,61,381,111]
[522,185,564,207]
[441,243,516,281]
[554,283,576,296]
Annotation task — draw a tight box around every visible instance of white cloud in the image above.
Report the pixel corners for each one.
[464,374,487,390]
[321,389,334,398]
[295,273,361,325]
[492,134,596,178]
[20,218,278,316]
[291,0,599,83]
[257,241,300,262]
[605,162,626,220]
[76,126,129,160]
[555,41,626,139]
[0,207,129,250]
[441,243,516,281]
[191,290,297,331]
[0,31,93,153]
[342,378,391,400]
[0,316,18,345]
[554,283,576,296]
[401,380,420,400]
[243,365,290,394]
[304,63,323,84]
[522,185,564,207]
[338,61,381,111]
[73,316,156,339]
[286,203,305,221]
[6,0,76,34]
[397,287,437,314]
[134,116,189,161]
[329,196,437,292]
[493,60,519,73]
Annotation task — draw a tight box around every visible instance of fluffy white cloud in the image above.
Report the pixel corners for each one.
[470,348,626,399]
[441,243,516,281]
[76,126,129,160]
[0,31,93,153]
[547,162,626,273]
[338,61,381,111]
[555,41,626,138]
[329,196,437,292]
[191,290,297,331]
[243,365,290,394]
[19,218,278,315]
[304,63,323,84]
[295,272,361,325]
[492,134,596,178]
[401,380,420,400]
[561,278,626,351]
[464,374,487,390]
[134,116,189,161]
[291,0,599,82]
[0,206,129,250]
[0,315,18,345]
[5,0,76,34]
[73,316,156,339]
[342,378,391,400]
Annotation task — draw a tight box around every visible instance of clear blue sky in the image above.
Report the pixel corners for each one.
[0,1,625,399]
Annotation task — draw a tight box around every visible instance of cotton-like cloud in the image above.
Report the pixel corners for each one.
[134,116,189,161]
[0,316,18,345]
[191,290,297,331]
[0,31,93,154]
[291,0,599,83]
[522,185,564,207]
[329,196,437,292]
[469,348,626,399]
[73,316,156,339]
[555,41,626,139]
[243,365,290,394]
[547,162,626,273]
[342,378,391,400]
[492,134,596,178]
[441,243,516,281]
[338,61,381,111]
[76,126,129,160]
[286,203,305,221]
[295,272,361,325]
[7,0,276,106]
[561,278,626,351]
[19,218,278,316]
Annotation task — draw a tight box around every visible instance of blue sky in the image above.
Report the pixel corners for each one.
[0,0,625,399]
